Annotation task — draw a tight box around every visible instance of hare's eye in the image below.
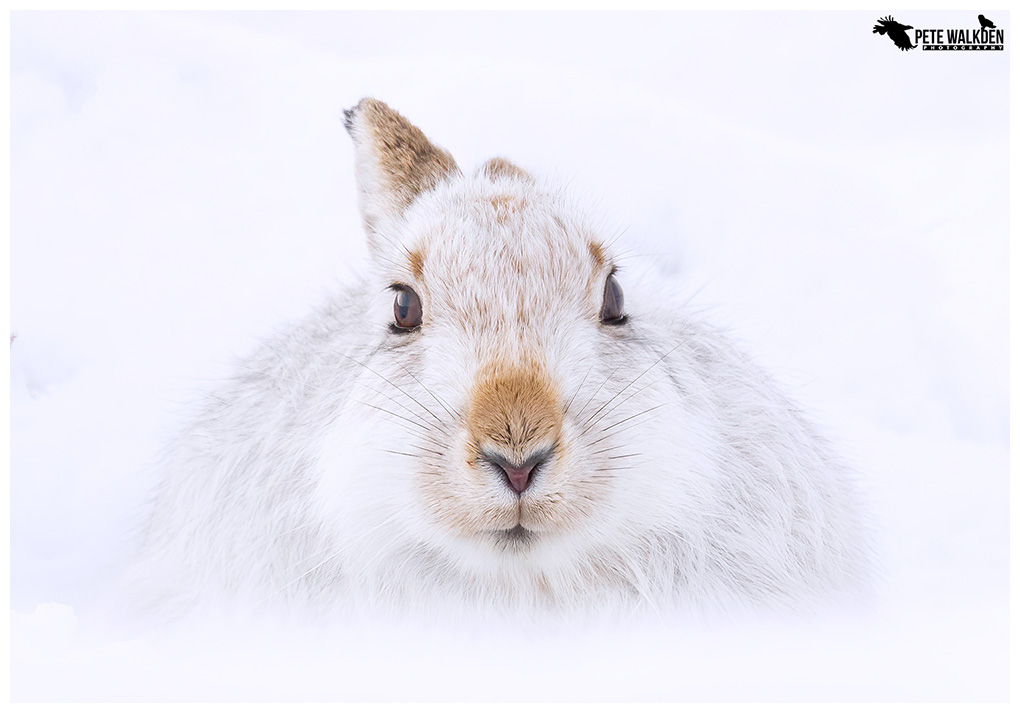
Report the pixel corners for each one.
[600,274,626,325]
[392,285,423,331]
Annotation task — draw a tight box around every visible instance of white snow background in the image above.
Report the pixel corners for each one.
[9,10,1009,702]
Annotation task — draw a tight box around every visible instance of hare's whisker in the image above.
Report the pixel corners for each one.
[266,548,347,603]
[575,364,624,419]
[381,447,444,459]
[578,379,660,437]
[396,363,462,422]
[261,521,320,546]
[578,337,692,432]
[279,508,406,589]
[596,403,668,435]
[340,353,449,431]
[352,402,453,452]
[563,365,593,415]
[674,374,770,406]
[589,441,646,456]
[360,383,450,436]
[353,400,436,436]
[585,406,667,448]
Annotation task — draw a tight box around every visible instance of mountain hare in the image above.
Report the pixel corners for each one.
[128,99,869,619]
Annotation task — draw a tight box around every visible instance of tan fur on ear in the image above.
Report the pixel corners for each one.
[344,98,460,240]
[479,157,534,183]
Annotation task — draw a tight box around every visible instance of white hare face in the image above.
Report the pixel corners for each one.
[316,164,708,594]
[378,174,635,551]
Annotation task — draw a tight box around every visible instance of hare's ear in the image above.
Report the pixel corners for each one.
[344,98,460,249]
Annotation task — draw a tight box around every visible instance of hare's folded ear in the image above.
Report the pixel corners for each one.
[344,98,460,248]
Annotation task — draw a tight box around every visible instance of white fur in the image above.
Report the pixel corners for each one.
[124,103,870,621]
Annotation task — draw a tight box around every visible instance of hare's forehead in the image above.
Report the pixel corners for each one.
[403,189,611,295]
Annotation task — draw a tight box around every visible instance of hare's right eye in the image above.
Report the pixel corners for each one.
[392,285,423,331]
[600,274,626,325]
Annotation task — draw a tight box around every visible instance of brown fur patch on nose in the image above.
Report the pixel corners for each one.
[468,362,562,461]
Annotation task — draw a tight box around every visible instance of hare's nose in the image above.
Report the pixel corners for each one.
[482,448,551,494]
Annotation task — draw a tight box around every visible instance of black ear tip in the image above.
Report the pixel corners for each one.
[343,98,375,135]
[342,106,356,134]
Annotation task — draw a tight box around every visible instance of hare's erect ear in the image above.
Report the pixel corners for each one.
[344,98,460,244]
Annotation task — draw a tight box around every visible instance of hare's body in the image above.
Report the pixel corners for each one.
[129,100,868,618]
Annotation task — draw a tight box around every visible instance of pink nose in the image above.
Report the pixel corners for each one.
[482,449,550,494]
[502,463,538,493]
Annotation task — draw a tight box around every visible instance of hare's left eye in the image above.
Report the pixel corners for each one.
[600,274,626,325]
[392,285,423,331]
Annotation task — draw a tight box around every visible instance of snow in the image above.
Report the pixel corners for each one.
[9,10,1009,702]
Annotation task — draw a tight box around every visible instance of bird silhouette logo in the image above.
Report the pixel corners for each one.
[978,15,996,29]
[873,16,916,51]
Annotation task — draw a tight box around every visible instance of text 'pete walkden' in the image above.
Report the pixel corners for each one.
[917,27,1005,50]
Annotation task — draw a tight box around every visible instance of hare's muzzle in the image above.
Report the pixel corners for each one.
[467,361,562,494]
